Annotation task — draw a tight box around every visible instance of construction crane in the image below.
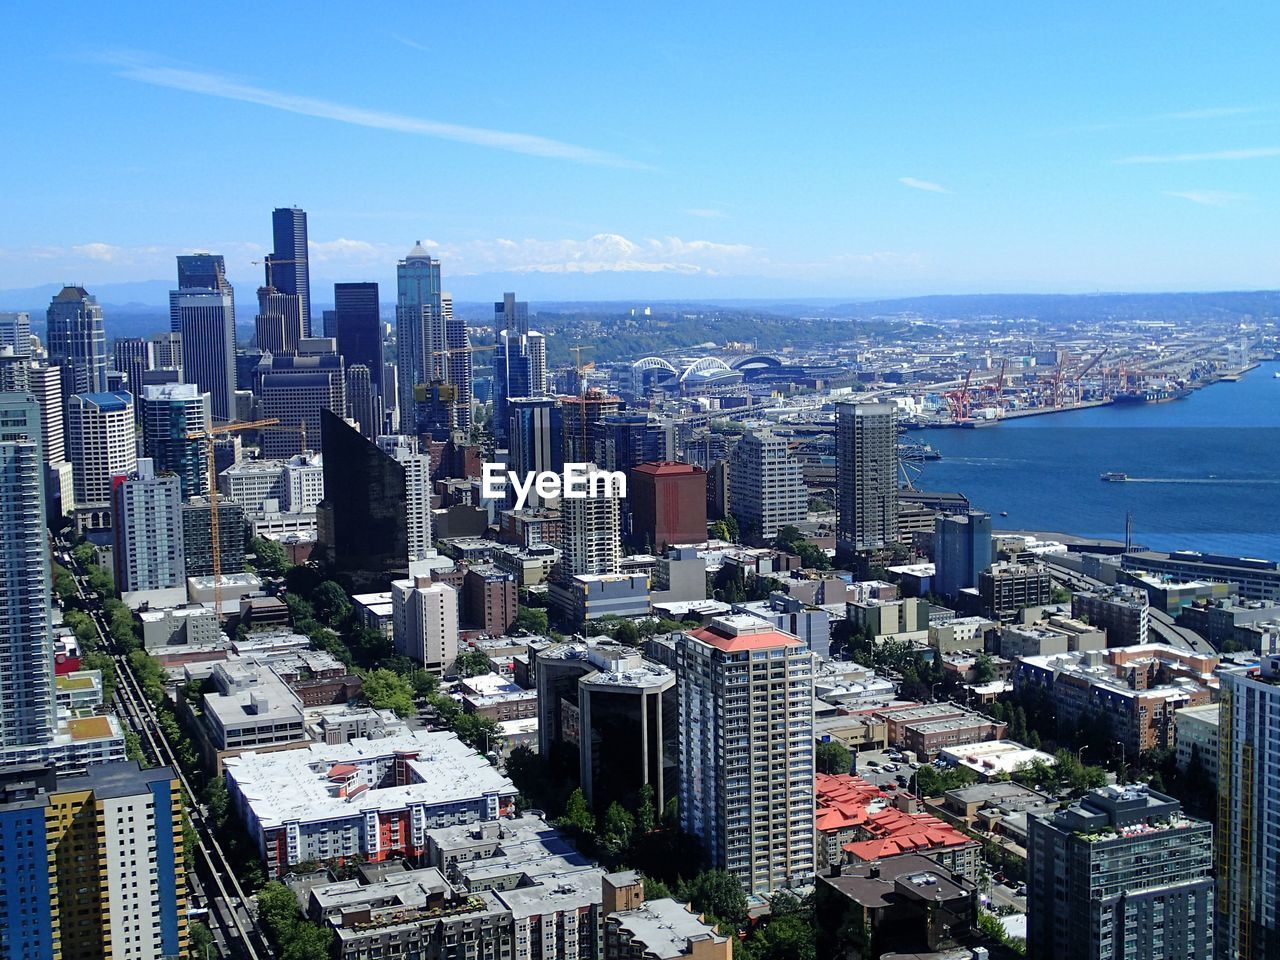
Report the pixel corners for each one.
[943,370,973,421]
[249,256,305,290]
[185,418,283,618]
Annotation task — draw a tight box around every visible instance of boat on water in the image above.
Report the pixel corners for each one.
[1112,387,1191,404]
[999,511,1008,517]
[898,442,942,460]
[1274,371,1280,379]
[1100,471,1128,482]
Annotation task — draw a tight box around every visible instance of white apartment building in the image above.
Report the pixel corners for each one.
[727,429,806,541]
[67,391,136,507]
[392,576,459,675]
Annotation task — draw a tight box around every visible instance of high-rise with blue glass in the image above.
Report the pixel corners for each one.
[170,255,237,422]
[268,206,311,338]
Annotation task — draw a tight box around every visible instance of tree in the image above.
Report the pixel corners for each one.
[188,920,214,959]
[680,870,748,929]
[360,669,415,717]
[558,788,596,839]
[601,801,636,856]
[641,875,672,900]
[249,536,291,576]
[512,606,549,635]
[634,783,657,835]
[453,711,501,752]
[815,740,851,775]
[613,619,641,646]
[312,581,353,627]
[257,881,334,959]
[455,649,493,678]
[972,654,997,684]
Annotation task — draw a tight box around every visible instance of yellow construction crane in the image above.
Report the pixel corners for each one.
[249,257,305,289]
[185,418,287,617]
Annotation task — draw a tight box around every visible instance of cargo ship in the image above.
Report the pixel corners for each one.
[1112,386,1191,404]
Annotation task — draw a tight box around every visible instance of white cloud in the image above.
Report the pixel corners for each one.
[1116,147,1280,164]
[393,35,432,53]
[106,56,637,168]
[685,208,727,219]
[898,177,952,194]
[1161,106,1262,121]
[1164,190,1247,206]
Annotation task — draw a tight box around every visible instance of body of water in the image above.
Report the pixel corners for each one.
[914,360,1280,560]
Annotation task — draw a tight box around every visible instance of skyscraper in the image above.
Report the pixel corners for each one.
[495,291,529,336]
[507,397,563,508]
[1028,784,1213,960]
[170,254,236,422]
[1218,654,1280,959]
[677,615,815,896]
[45,286,108,406]
[556,471,622,581]
[377,433,433,563]
[347,364,380,440]
[934,510,994,599]
[391,576,459,675]
[140,383,211,499]
[111,458,186,599]
[268,206,310,337]
[27,363,64,467]
[111,336,154,411]
[0,393,56,750]
[493,328,548,444]
[561,391,621,464]
[727,428,806,541]
[395,242,441,426]
[66,391,136,508]
[333,282,382,390]
[629,462,708,550]
[0,312,31,357]
[835,402,899,552]
[256,345,346,457]
[437,292,473,434]
[254,285,304,357]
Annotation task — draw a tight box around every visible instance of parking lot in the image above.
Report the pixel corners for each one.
[849,747,927,795]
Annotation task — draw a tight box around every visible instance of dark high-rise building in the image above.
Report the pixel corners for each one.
[629,462,707,550]
[333,282,382,390]
[836,401,898,553]
[268,206,310,338]
[347,364,380,440]
[111,337,154,413]
[254,286,303,357]
[170,255,236,422]
[255,349,346,457]
[934,510,993,599]
[561,391,621,464]
[600,413,674,473]
[46,286,108,407]
[507,397,563,508]
[493,329,547,445]
[1028,784,1213,960]
[180,499,245,578]
[395,242,440,426]
[316,409,411,588]
[140,383,211,500]
[494,291,529,336]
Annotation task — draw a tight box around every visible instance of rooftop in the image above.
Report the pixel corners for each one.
[688,615,802,652]
[609,897,728,954]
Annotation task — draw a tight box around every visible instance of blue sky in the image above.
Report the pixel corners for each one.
[2,2,1278,301]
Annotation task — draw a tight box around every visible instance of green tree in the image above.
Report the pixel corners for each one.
[249,536,292,576]
[601,801,636,856]
[455,649,493,678]
[634,783,657,835]
[312,580,353,627]
[51,562,77,602]
[557,788,596,839]
[453,711,501,752]
[815,740,851,775]
[641,875,672,900]
[972,654,997,684]
[187,920,214,959]
[513,606,549,635]
[360,669,415,717]
[679,870,748,929]
[613,619,641,645]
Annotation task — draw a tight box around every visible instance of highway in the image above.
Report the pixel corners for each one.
[1038,555,1216,655]
[61,547,273,960]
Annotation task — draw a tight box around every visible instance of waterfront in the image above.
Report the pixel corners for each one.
[918,360,1280,560]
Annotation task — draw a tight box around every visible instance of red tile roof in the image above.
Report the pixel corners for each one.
[815,773,885,833]
[687,624,802,653]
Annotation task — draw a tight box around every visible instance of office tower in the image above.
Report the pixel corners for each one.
[66,391,136,508]
[254,285,303,356]
[835,402,898,552]
[630,462,707,550]
[111,336,154,411]
[561,390,622,463]
[45,286,108,405]
[557,470,622,580]
[395,242,441,427]
[1028,784,1213,960]
[507,397,563,508]
[727,428,806,541]
[180,499,245,578]
[150,330,183,375]
[267,206,310,338]
[934,510,993,599]
[437,292,473,434]
[0,346,28,392]
[170,254,236,422]
[41,760,188,960]
[257,348,346,457]
[377,433,433,562]
[112,458,185,598]
[676,615,815,895]
[0,311,31,357]
[390,576,458,675]
[1072,585,1151,648]
[495,291,529,336]
[140,383,211,499]
[598,413,674,474]
[333,282,382,390]
[316,410,423,586]
[493,328,548,444]
[381,361,399,432]
[1218,654,1280,959]
[347,364,380,440]
[463,567,518,636]
[0,393,56,750]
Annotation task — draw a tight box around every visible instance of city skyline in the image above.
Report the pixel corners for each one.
[3,4,1280,299]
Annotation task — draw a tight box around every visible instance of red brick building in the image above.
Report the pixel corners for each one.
[629,462,707,550]
[463,566,518,636]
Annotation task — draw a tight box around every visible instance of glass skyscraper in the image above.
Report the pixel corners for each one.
[45,286,108,407]
[269,206,310,338]
[170,255,237,422]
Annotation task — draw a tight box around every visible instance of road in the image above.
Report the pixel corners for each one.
[62,547,273,960]
[1039,555,1216,655]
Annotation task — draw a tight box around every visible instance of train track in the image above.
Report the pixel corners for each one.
[66,560,272,960]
